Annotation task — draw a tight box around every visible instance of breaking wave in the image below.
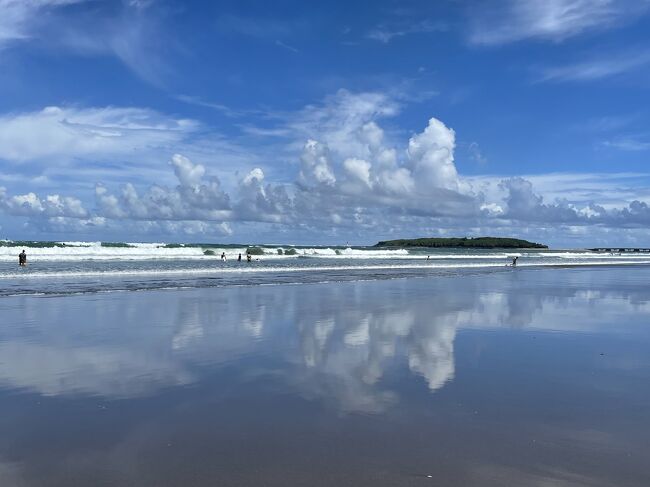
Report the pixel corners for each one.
[2,239,650,296]
[1,239,648,262]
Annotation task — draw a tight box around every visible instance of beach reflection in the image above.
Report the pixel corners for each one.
[0,269,649,410]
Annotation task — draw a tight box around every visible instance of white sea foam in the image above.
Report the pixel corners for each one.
[0,242,231,261]
[3,240,647,262]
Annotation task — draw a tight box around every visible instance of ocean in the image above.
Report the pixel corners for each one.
[2,239,650,296]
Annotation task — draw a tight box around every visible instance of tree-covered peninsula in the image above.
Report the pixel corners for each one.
[374,237,547,249]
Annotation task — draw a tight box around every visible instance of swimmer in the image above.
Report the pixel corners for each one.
[221,252,226,261]
[18,249,27,267]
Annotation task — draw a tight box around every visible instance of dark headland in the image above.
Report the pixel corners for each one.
[374,237,547,249]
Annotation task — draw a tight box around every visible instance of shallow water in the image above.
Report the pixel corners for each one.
[3,244,650,295]
[0,267,649,486]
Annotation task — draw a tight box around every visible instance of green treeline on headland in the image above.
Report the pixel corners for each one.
[374,237,547,249]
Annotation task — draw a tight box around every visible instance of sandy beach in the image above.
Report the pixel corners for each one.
[0,266,649,486]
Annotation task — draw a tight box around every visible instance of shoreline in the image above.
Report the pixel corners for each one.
[3,261,650,299]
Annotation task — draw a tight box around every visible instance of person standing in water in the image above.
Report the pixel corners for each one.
[221,252,227,262]
[512,256,518,267]
[246,253,252,262]
[18,249,27,266]
[238,253,242,262]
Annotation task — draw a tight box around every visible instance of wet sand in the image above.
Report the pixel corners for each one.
[1,267,649,486]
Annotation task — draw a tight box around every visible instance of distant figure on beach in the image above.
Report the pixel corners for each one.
[221,252,226,261]
[238,253,242,262]
[18,249,27,266]
[246,253,252,262]
[426,255,430,261]
[512,256,518,267]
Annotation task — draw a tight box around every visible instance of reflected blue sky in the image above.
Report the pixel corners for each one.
[0,268,649,485]
[1,268,649,403]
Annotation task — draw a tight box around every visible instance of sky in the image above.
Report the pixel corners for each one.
[0,0,649,247]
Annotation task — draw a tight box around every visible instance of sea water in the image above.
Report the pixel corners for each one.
[2,240,650,295]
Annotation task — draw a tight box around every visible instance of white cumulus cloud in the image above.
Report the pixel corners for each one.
[0,187,88,218]
[2,91,650,243]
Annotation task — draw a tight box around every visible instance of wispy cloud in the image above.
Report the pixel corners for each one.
[0,105,197,164]
[468,142,487,165]
[0,0,170,87]
[468,0,650,45]
[174,95,277,124]
[275,39,300,53]
[175,95,242,117]
[366,20,446,43]
[215,14,306,39]
[538,50,650,82]
[602,136,650,151]
[575,113,638,132]
[0,0,86,48]
[214,14,304,56]
[104,10,170,88]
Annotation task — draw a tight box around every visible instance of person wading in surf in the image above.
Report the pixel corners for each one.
[18,249,27,266]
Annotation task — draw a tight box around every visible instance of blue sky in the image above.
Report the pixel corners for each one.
[1,0,650,246]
